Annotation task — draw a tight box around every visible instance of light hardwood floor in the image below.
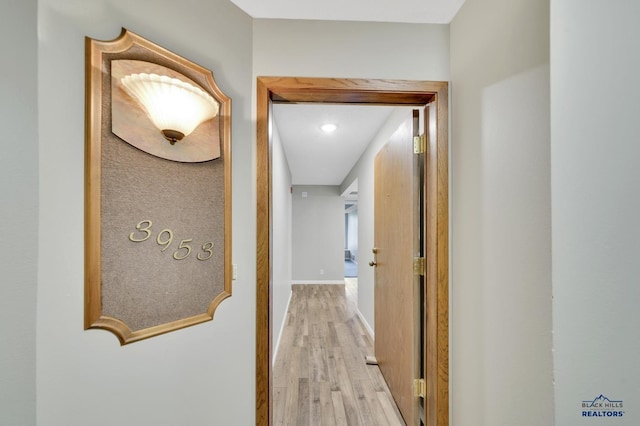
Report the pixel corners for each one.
[272,281,406,425]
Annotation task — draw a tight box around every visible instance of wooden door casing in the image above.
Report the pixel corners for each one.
[256,77,449,426]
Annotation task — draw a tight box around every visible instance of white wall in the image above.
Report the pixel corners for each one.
[271,122,293,358]
[5,4,591,424]
[551,1,640,424]
[292,186,344,281]
[36,1,254,424]
[0,1,38,424]
[450,0,553,425]
[253,19,449,80]
[253,17,450,338]
[340,108,415,332]
[0,10,450,426]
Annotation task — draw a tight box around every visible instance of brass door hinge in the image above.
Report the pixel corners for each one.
[414,378,426,398]
[413,134,426,154]
[413,257,425,276]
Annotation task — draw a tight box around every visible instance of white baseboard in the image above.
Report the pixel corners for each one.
[357,309,374,339]
[272,290,293,367]
[291,280,345,285]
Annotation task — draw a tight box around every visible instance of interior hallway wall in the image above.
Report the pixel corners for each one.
[292,185,344,282]
[0,1,38,424]
[253,18,450,335]
[36,1,254,424]
[551,1,640,424]
[450,0,553,424]
[271,122,293,358]
[340,108,416,332]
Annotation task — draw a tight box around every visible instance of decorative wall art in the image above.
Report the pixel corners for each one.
[85,28,231,344]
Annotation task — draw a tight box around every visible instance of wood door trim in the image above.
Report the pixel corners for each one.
[256,76,449,426]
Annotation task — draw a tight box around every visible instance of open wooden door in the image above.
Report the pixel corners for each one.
[373,110,422,425]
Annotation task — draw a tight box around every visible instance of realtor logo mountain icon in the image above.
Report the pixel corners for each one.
[581,394,624,418]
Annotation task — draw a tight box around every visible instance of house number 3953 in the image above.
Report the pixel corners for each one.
[128,220,214,261]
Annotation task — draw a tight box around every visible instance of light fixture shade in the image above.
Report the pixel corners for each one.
[120,73,219,140]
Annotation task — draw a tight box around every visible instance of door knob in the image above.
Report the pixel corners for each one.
[369,260,377,267]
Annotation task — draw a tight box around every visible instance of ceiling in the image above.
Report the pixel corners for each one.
[229,0,465,24]
[238,0,465,189]
[273,104,396,186]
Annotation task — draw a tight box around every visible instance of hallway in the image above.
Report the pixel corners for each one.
[272,282,405,425]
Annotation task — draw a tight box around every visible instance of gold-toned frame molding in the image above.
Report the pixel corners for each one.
[85,28,232,345]
[255,77,449,425]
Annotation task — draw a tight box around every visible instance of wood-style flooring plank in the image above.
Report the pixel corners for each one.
[378,391,406,426]
[352,380,376,426]
[332,347,363,426]
[273,283,405,425]
[297,378,310,425]
[331,391,349,426]
[272,386,287,426]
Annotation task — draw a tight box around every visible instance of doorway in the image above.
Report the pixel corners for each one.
[343,182,358,280]
[256,77,449,426]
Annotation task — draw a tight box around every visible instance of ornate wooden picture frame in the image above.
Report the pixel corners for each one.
[85,28,231,345]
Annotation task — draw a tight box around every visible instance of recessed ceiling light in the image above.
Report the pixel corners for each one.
[321,123,337,133]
